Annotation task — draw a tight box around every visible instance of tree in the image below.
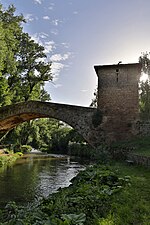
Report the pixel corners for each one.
[0,4,52,147]
[9,32,52,102]
[0,4,52,104]
[90,87,98,108]
[139,52,150,119]
[139,80,150,119]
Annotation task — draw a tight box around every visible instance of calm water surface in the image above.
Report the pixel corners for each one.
[0,153,85,208]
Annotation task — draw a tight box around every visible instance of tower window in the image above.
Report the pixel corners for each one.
[116,69,119,82]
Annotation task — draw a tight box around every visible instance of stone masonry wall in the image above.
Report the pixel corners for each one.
[94,63,141,143]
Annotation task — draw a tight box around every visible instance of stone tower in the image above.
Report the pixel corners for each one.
[94,63,141,142]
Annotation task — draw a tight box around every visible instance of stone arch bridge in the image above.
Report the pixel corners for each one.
[0,101,102,147]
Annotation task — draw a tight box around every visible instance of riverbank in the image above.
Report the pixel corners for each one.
[40,162,150,224]
[0,160,149,225]
[0,151,22,169]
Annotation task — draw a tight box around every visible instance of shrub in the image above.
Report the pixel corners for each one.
[20,145,32,153]
[92,109,103,128]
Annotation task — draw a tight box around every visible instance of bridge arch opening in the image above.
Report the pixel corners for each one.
[2,117,86,154]
[0,101,96,148]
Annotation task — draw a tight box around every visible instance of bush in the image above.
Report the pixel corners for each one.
[0,153,22,168]
[20,145,32,153]
[92,109,103,128]
[68,143,111,162]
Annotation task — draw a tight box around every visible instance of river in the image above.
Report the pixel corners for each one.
[0,153,86,208]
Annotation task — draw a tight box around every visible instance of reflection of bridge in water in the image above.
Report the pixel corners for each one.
[0,101,100,147]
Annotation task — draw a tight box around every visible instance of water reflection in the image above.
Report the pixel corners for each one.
[0,154,85,208]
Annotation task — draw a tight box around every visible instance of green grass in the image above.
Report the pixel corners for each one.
[112,136,150,157]
[110,162,150,224]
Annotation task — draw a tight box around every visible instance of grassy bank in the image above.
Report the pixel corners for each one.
[111,136,150,157]
[0,161,149,225]
[0,152,22,169]
[109,162,150,224]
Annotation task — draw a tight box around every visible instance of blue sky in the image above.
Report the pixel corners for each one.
[1,0,150,106]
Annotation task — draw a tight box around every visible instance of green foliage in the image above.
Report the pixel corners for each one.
[139,52,150,119]
[13,143,32,154]
[110,162,150,225]
[68,143,94,158]
[111,136,150,157]
[0,201,49,225]
[10,32,52,103]
[31,119,72,153]
[92,109,103,128]
[68,143,110,162]
[2,118,73,154]
[139,80,150,119]
[0,152,21,167]
[0,4,52,105]
[97,214,115,225]
[139,52,150,75]
[67,129,85,144]
[0,156,8,167]
[20,145,32,153]
[40,165,130,225]
[61,213,86,225]
[49,124,71,154]
[0,4,25,106]
[90,87,98,108]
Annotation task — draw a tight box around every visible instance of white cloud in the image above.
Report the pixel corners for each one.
[30,33,71,81]
[48,3,55,10]
[34,0,43,4]
[52,19,62,26]
[61,42,70,49]
[39,32,49,39]
[43,16,50,20]
[51,62,65,81]
[44,41,56,54]
[49,53,72,80]
[81,89,88,92]
[31,33,44,45]
[53,83,62,88]
[31,34,55,54]
[73,11,78,15]
[48,6,53,10]
[24,14,35,22]
[50,53,71,62]
[51,29,58,35]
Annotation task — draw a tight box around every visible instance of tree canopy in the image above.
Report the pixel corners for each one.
[0,4,52,106]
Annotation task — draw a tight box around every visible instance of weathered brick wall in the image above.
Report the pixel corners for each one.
[94,63,141,142]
